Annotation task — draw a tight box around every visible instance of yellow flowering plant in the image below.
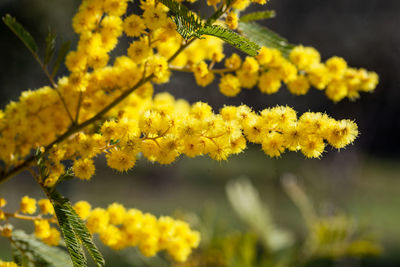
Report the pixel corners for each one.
[0,0,378,266]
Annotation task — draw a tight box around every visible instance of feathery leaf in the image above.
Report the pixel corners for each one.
[51,41,71,78]
[159,0,203,39]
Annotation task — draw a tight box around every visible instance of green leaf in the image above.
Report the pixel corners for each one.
[159,0,203,40]
[239,10,276,23]
[238,21,295,58]
[2,14,38,55]
[53,200,87,267]
[67,206,105,267]
[50,191,105,267]
[197,25,260,56]
[11,229,73,267]
[51,41,71,78]
[45,28,57,65]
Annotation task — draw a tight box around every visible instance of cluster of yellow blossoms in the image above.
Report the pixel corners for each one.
[77,201,200,261]
[0,0,377,263]
[189,45,378,101]
[0,196,199,262]
[0,196,60,246]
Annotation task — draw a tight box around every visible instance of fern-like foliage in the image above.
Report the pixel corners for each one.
[159,0,203,39]
[198,25,260,56]
[50,190,105,267]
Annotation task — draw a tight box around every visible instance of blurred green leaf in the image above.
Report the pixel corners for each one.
[2,14,38,55]
[238,22,294,58]
[44,28,57,65]
[11,229,72,267]
[198,25,260,56]
[239,10,276,23]
[51,41,71,78]
[226,177,294,252]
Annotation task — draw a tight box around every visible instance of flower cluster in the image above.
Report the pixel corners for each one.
[0,0,378,263]
[41,92,357,182]
[0,196,199,262]
[186,45,378,101]
[75,201,200,262]
[0,196,60,246]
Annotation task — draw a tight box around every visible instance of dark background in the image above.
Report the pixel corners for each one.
[0,0,399,266]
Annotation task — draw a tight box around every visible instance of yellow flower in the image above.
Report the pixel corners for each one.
[219,74,241,97]
[226,11,238,30]
[72,158,95,180]
[106,149,136,172]
[127,38,152,62]
[38,199,54,215]
[34,219,51,239]
[123,14,146,37]
[74,201,92,220]
[20,196,36,214]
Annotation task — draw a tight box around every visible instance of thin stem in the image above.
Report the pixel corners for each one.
[32,53,75,124]
[75,90,83,124]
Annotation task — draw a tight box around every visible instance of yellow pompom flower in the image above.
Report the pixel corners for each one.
[42,228,61,246]
[290,45,321,70]
[242,57,259,73]
[72,158,95,180]
[127,38,152,63]
[0,197,6,208]
[38,199,54,215]
[262,132,285,157]
[34,219,51,239]
[225,53,242,69]
[123,14,146,37]
[20,196,36,214]
[107,202,126,225]
[258,70,281,94]
[326,120,358,149]
[325,80,348,102]
[73,201,92,220]
[226,11,238,30]
[142,6,168,30]
[106,149,136,172]
[300,136,325,158]
[219,74,241,97]
[287,75,310,95]
[87,208,110,233]
[326,56,347,79]
[103,0,128,16]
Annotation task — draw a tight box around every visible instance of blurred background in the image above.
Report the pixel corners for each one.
[0,0,399,266]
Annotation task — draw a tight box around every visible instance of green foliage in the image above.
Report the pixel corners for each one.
[198,25,260,56]
[159,0,260,56]
[238,22,295,58]
[239,10,276,23]
[158,0,203,39]
[2,14,38,55]
[11,230,72,267]
[226,177,294,252]
[51,41,71,78]
[49,190,105,267]
[44,29,56,65]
